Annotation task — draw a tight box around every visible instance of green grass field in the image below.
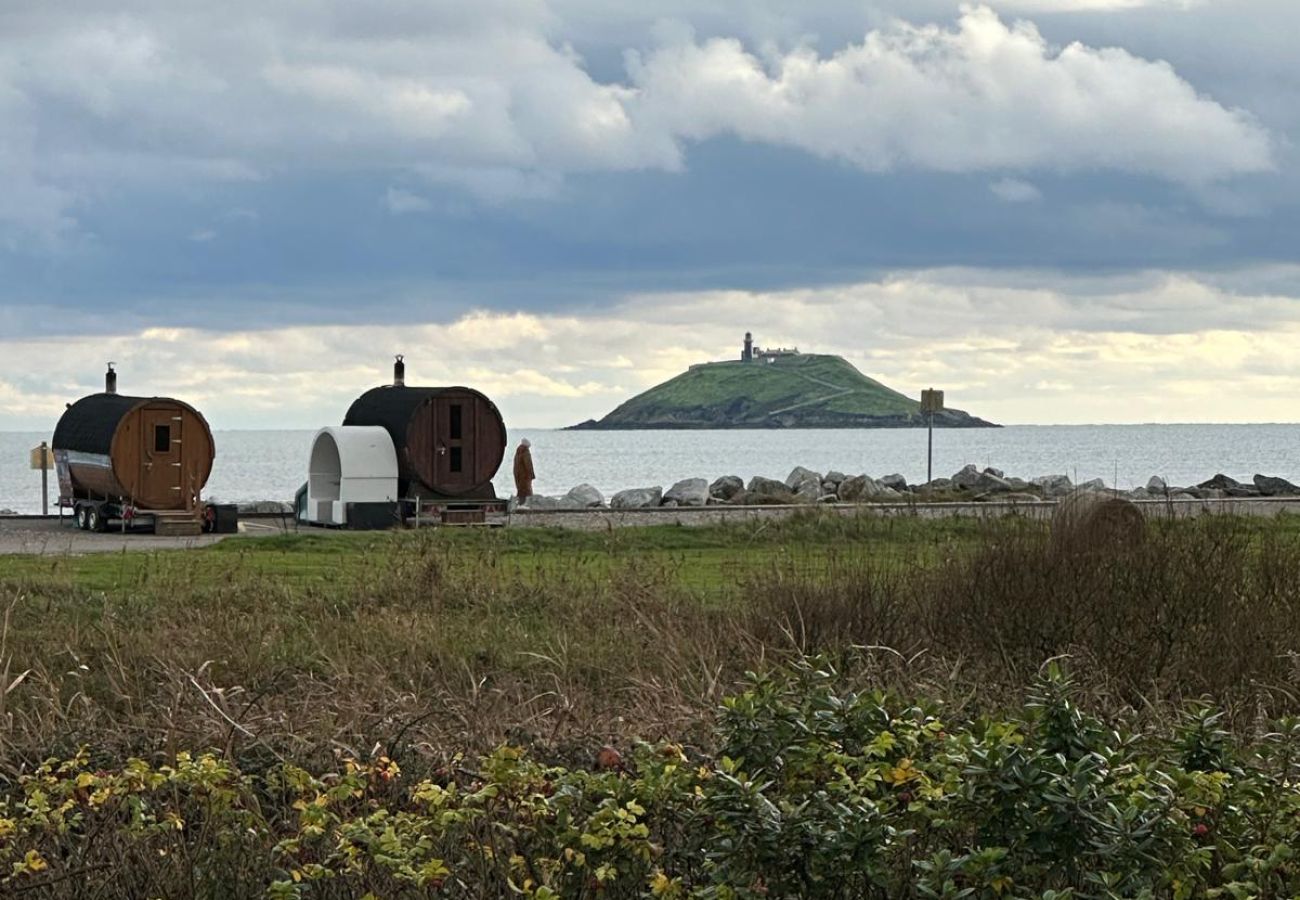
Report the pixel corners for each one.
[0,512,988,593]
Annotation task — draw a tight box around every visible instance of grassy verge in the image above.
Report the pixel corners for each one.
[0,512,1298,772]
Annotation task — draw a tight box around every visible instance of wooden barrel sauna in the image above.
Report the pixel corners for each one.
[52,369,215,511]
[342,359,507,500]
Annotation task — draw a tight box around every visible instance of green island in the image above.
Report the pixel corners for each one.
[2,513,1300,896]
[570,344,996,429]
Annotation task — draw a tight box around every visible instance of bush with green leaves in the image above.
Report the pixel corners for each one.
[2,660,1299,898]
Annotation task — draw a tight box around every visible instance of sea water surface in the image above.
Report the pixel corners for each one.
[2,424,1298,514]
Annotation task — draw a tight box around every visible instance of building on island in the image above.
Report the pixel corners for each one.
[740,332,799,364]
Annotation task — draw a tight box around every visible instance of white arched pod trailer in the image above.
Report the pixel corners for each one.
[306,426,399,526]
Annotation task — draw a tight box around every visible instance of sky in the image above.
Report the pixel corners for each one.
[2,0,1298,429]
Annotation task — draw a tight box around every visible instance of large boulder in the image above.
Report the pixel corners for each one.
[972,470,1014,493]
[921,477,953,493]
[838,475,891,503]
[523,495,562,510]
[837,475,869,502]
[561,484,605,508]
[1031,475,1073,498]
[1198,473,1241,491]
[746,476,795,504]
[793,482,822,503]
[1254,474,1300,496]
[663,478,710,507]
[785,466,824,502]
[1078,478,1107,493]
[611,487,663,509]
[0,508,17,516]
[709,475,745,501]
[878,473,910,493]
[785,466,823,490]
[951,464,982,490]
[822,470,848,488]
[1146,476,1168,494]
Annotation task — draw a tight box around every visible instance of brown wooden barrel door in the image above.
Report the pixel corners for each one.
[140,406,184,507]
[433,396,473,494]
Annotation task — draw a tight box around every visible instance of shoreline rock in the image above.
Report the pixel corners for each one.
[516,466,1300,511]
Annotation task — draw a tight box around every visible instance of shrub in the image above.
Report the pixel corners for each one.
[3,660,1300,898]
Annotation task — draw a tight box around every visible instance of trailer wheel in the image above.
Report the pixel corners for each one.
[87,505,107,533]
[75,505,90,530]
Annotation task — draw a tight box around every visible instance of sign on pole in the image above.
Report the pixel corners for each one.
[30,441,53,516]
[30,444,54,470]
[920,389,944,486]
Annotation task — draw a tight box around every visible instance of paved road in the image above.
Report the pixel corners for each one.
[0,516,294,556]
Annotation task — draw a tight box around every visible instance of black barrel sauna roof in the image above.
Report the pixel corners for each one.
[342,385,437,443]
[52,393,152,455]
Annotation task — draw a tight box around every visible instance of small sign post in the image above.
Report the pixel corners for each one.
[30,441,54,515]
[920,389,945,486]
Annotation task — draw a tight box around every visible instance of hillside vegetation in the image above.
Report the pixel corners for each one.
[571,354,995,429]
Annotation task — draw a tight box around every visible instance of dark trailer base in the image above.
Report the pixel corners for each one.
[294,483,506,530]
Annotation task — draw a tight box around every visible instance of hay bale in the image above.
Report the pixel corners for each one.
[1052,490,1146,554]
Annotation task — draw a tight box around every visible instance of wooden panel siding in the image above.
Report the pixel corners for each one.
[53,394,214,510]
[345,384,506,500]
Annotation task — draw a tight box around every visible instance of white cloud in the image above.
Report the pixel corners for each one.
[4,267,1300,429]
[990,0,1203,10]
[626,6,1272,183]
[383,187,432,214]
[0,3,1273,239]
[990,177,1042,202]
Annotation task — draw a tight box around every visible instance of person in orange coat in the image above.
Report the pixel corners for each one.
[513,438,535,505]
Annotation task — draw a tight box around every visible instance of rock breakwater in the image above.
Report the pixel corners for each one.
[517,467,1300,510]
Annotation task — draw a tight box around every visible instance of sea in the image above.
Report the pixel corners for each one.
[1,424,1298,515]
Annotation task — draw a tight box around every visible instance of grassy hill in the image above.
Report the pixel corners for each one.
[572,354,996,429]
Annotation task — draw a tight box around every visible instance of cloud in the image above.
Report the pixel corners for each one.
[383,187,432,214]
[990,0,1202,9]
[4,267,1300,429]
[627,6,1272,183]
[990,177,1042,203]
[0,3,1273,242]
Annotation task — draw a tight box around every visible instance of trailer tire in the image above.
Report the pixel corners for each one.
[75,505,90,531]
[87,505,107,533]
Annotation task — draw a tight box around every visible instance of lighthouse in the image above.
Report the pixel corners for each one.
[742,332,754,362]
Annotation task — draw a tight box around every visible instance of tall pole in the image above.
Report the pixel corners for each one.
[40,441,49,515]
[927,411,933,485]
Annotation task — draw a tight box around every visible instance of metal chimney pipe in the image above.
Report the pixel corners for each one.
[394,354,405,387]
[105,362,117,394]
